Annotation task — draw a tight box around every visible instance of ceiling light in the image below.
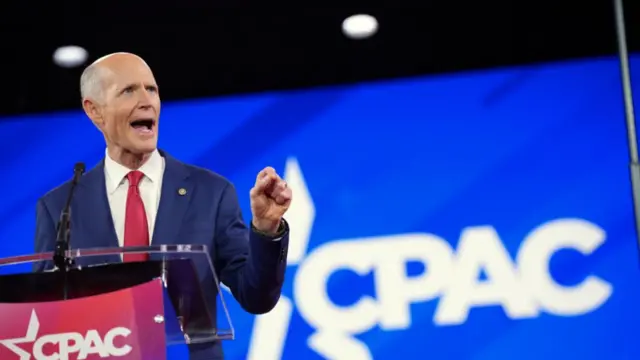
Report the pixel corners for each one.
[342,14,378,40]
[53,45,89,68]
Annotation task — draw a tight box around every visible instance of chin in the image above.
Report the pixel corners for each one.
[130,141,157,155]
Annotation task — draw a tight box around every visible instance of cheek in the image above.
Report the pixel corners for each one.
[101,117,113,134]
[112,111,131,135]
[117,120,130,135]
[103,116,128,138]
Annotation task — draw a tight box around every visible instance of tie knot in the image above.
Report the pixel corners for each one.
[127,171,144,187]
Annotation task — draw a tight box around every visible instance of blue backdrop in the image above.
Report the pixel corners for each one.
[0,56,639,359]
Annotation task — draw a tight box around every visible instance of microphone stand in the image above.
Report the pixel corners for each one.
[53,162,85,299]
[614,0,640,248]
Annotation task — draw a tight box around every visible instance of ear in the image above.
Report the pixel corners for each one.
[82,98,104,130]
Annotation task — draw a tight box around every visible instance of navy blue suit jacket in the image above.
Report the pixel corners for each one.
[34,151,289,359]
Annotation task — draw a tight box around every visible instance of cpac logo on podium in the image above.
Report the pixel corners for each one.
[247,158,613,360]
[0,309,132,360]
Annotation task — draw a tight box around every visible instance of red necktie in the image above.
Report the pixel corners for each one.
[123,170,149,262]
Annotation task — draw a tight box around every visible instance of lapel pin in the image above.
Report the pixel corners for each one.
[178,188,187,196]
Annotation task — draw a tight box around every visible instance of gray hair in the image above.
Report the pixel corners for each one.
[79,63,112,103]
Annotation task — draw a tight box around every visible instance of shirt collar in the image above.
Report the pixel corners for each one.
[104,149,164,194]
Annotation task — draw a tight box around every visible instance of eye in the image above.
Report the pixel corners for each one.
[122,86,134,94]
[146,86,157,93]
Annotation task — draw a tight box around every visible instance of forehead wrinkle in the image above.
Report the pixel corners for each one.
[80,52,159,110]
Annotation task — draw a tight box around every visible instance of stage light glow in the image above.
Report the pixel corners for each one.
[342,14,378,40]
[53,46,88,68]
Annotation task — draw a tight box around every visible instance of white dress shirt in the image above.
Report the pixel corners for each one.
[104,149,165,247]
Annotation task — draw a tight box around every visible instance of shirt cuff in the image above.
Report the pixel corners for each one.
[251,219,288,241]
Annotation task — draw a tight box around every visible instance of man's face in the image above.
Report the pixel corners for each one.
[94,58,161,155]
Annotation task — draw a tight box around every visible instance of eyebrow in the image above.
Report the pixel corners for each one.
[119,83,158,93]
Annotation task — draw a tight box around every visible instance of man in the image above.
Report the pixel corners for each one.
[34,53,292,359]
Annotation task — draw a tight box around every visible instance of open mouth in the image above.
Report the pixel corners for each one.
[130,119,155,134]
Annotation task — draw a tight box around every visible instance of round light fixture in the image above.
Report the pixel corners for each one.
[53,46,89,68]
[342,14,379,40]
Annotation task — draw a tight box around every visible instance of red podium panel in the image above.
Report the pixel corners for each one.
[0,279,166,360]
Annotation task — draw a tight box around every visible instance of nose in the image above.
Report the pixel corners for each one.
[137,101,152,110]
[136,88,154,109]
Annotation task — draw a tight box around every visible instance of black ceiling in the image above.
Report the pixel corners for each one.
[0,1,638,117]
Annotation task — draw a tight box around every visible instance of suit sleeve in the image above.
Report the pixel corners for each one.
[213,182,289,314]
[33,198,58,272]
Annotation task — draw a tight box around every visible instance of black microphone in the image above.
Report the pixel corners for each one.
[53,162,85,272]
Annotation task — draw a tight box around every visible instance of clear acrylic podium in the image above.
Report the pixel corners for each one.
[0,245,234,359]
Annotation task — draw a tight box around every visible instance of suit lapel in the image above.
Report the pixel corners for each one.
[75,151,192,255]
[74,160,120,250]
[152,151,193,246]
